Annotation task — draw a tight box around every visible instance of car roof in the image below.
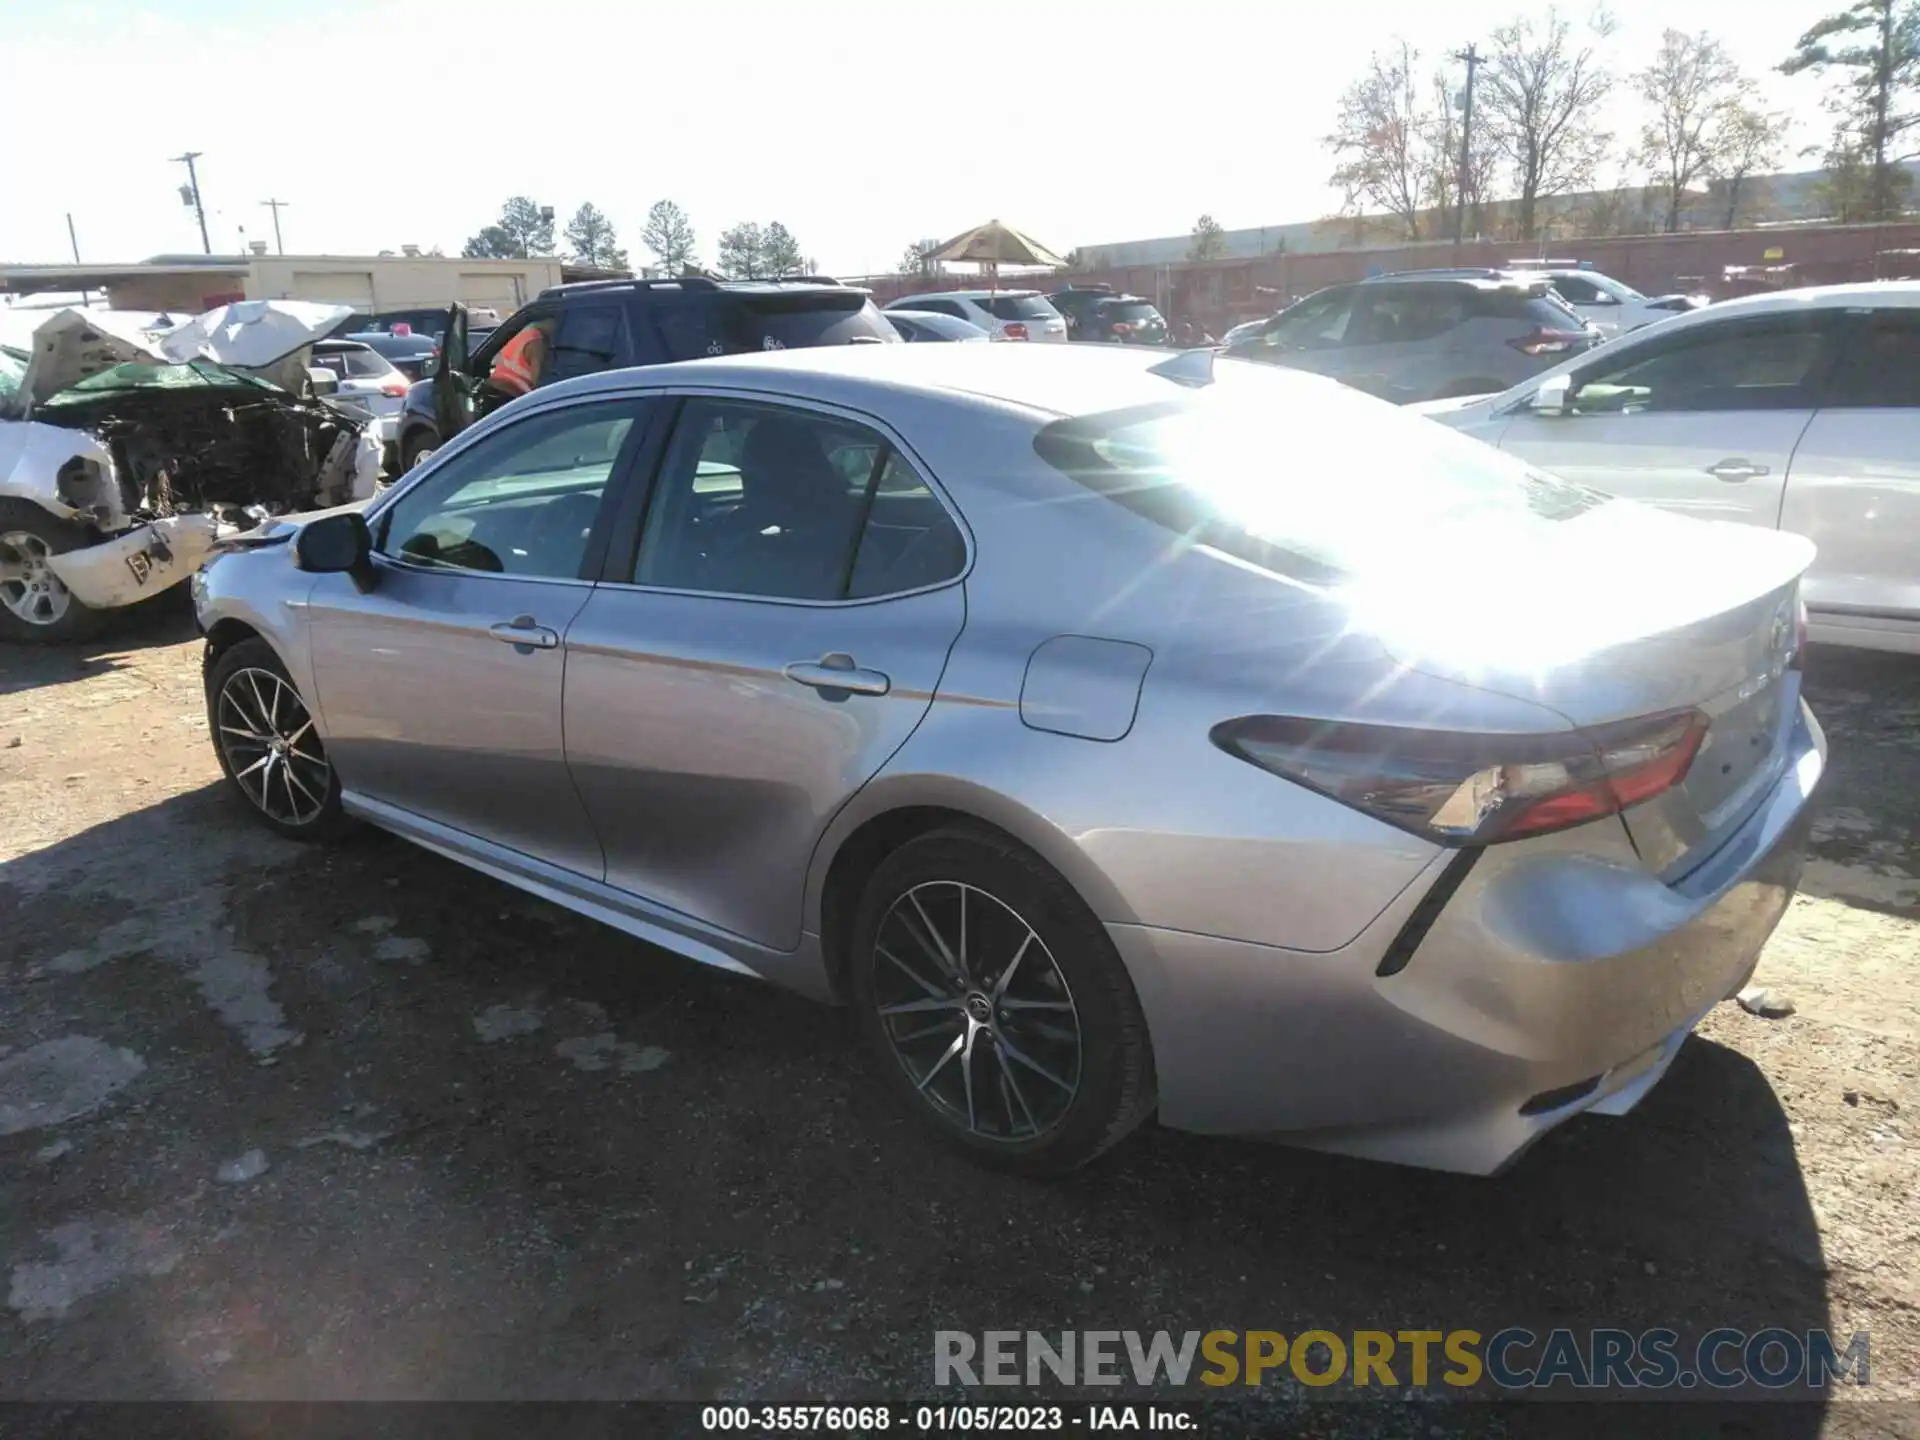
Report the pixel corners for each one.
[528,338,1326,422]
[889,289,1040,303]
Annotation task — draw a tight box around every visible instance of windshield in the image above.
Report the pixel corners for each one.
[36,360,279,404]
[1034,367,1606,586]
[1102,301,1165,325]
[984,294,1057,320]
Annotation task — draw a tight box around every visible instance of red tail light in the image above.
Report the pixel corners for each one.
[380,378,409,396]
[1211,710,1708,845]
[1508,327,1588,357]
[1002,322,1030,341]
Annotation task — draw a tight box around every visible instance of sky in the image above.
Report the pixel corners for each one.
[0,0,1842,277]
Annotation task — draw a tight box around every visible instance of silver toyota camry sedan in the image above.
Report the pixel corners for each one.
[193,343,1824,1176]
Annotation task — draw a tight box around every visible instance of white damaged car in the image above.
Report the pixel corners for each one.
[0,300,382,643]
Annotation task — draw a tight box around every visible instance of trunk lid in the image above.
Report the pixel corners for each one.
[1359,500,1811,877]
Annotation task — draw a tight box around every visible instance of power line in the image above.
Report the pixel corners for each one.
[260,198,290,254]
[171,152,211,255]
[1452,45,1483,248]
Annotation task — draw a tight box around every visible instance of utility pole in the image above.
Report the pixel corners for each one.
[260,198,289,254]
[1451,44,1482,248]
[171,151,211,254]
[66,213,90,307]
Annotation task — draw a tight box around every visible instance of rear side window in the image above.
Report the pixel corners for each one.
[332,348,396,378]
[1101,301,1164,323]
[1473,290,1578,327]
[1350,285,1470,345]
[1823,311,1920,407]
[1034,372,1605,587]
[983,294,1056,321]
[728,293,899,350]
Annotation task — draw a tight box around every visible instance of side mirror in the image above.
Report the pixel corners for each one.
[293,510,374,588]
[1529,377,1574,415]
[307,366,340,397]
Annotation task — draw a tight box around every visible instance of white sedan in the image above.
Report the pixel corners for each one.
[1416,281,1920,654]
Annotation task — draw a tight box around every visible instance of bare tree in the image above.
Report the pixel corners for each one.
[1479,7,1619,240]
[1781,0,1920,221]
[1636,30,1748,231]
[1714,103,1791,226]
[899,237,943,276]
[1326,41,1446,239]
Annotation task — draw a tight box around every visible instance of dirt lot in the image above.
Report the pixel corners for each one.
[2,602,1917,1436]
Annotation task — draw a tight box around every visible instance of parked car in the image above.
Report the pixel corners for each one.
[347,330,441,383]
[881,290,1068,343]
[0,302,379,644]
[344,307,502,341]
[195,343,1822,1177]
[885,310,992,343]
[1417,280,1920,655]
[1222,271,1601,404]
[1504,263,1708,336]
[397,277,898,471]
[309,339,410,470]
[1048,285,1170,345]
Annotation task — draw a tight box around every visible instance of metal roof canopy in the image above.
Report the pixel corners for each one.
[0,262,248,297]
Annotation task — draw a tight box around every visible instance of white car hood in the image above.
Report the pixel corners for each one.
[10,300,354,413]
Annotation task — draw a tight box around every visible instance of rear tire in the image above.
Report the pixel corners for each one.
[0,499,104,646]
[849,825,1156,1174]
[207,637,352,842]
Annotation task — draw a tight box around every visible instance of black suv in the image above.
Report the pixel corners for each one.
[1048,284,1169,345]
[397,277,897,470]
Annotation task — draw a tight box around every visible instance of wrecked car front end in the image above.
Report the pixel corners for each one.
[0,302,380,643]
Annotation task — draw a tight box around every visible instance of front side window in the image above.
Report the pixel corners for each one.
[546,306,626,381]
[1570,313,1842,414]
[379,400,638,579]
[631,399,963,601]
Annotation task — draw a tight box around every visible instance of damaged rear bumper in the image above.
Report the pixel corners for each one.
[44,514,219,609]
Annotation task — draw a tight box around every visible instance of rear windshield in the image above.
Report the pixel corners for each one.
[730,292,899,349]
[1101,300,1164,324]
[1033,368,1606,586]
[983,294,1057,321]
[1475,290,1584,328]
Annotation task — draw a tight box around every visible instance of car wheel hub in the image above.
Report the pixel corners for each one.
[0,530,73,626]
[215,666,332,827]
[870,880,1083,1143]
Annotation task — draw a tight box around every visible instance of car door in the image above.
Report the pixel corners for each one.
[1492,309,1846,529]
[562,393,969,951]
[305,396,655,874]
[1777,307,1920,629]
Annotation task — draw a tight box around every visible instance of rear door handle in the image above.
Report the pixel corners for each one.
[784,652,890,697]
[1706,459,1770,482]
[489,614,559,650]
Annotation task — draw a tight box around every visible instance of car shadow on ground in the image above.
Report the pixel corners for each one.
[0,593,199,698]
[2,788,1838,1431]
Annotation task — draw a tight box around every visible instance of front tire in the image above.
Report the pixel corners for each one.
[0,500,104,646]
[207,638,351,842]
[849,826,1156,1174]
[401,428,438,472]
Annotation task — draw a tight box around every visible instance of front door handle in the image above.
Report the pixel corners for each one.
[1706,458,1770,482]
[489,614,559,650]
[784,652,890,697]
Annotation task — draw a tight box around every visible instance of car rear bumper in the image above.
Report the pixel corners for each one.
[1109,698,1824,1175]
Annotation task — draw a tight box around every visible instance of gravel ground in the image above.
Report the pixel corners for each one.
[2,602,1916,1437]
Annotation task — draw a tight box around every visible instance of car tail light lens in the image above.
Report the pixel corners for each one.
[1508,327,1588,356]
[1111,322,1133,337]
[380,378,409,396]
[1210,710,1709,845]
[1002,322,1030,341]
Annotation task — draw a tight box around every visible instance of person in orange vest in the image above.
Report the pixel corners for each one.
[486,318,555,400]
